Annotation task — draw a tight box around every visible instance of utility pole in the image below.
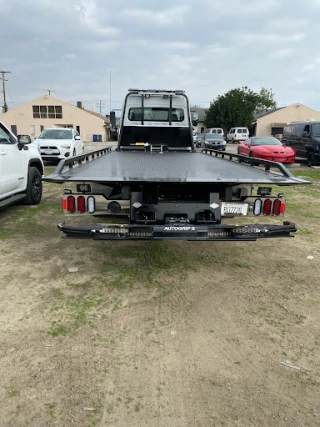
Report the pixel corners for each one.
[44,89,55,96]
[109,70,112,114]
[0,70,11,113]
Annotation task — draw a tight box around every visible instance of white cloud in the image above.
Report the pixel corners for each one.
[74,0,120,36]
[201,0,280,16]
[294,77,307,84]
[270,49,294,59]
[268,18,309,29]
[235,32,305,44]
[87,41,120,52]
[61,53,76,60]
[3,0,320,113]
[124,6,189,25]
[304,64,315,70]
[206,45,229,55]
[162,54,199,75]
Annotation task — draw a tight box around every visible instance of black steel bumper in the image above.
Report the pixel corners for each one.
[57,222,297,241]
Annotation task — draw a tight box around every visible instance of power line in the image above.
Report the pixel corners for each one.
[0,70,11,113]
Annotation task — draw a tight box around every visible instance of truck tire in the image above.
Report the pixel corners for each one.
[307,152,316,167]
[24,167,42,205]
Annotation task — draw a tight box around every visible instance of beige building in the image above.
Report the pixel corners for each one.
[253,103,320,136]
[0,94,110,142]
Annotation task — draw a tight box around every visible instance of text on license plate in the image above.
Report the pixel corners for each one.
[221,203,248,216]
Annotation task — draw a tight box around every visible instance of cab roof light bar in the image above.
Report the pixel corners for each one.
[128,89,185,94]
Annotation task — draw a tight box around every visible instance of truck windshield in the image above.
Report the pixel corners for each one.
[0,127,11,144]
[39,129,73,139]
[128,108,184,122]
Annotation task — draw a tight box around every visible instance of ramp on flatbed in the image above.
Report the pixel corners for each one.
[43,150,308,185]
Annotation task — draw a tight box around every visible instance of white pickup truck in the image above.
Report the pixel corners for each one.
[0,121,44,209]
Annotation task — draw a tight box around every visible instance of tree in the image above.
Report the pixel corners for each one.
[204,86,277,131]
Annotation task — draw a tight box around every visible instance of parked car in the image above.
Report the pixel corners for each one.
[195,134,205,148]
[226,127,249,143]
[33,128,84,162]
[0,121,43,209]
[238,136,296,164]
[206,128,225,139]
[202,133,226,151]
[282,121,320,166]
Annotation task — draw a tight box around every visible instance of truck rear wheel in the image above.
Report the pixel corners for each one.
[307,152,316,167]
[24,167,42,205]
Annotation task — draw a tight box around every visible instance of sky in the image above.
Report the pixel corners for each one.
[1,0,320,115]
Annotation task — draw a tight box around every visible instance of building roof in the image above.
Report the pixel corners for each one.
[83,109,109,122]
[253,107,286,121]
[0,94,110,123]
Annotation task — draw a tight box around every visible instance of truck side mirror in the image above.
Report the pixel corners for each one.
[17,135,31,144]
[301,131,309,137]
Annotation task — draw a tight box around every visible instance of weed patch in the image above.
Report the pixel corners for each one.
[48,321,67,337]
[99,242,195,288]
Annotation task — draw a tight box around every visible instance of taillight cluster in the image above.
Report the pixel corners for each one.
[63,196,96,214]
[254,198,285,216]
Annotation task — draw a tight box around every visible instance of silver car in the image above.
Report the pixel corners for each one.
[202,134,226,150]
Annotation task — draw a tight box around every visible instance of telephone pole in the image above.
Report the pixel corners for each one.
[0,70,11,113]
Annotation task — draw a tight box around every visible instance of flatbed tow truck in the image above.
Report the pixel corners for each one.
[43,89,309,241]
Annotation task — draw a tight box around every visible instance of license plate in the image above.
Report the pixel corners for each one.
[44,150,53,154]
[221,203,248,216]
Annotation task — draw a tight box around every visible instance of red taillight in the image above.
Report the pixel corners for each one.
[273,199,281,216]
[63,199,67,211]
[263,199,272,216]
[77,196,86,213]
[280,202,285,215]
[67,196,75,213]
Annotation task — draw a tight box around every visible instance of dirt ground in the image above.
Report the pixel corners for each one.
[1,157,320,427]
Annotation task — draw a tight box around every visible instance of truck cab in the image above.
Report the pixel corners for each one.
[118,89,194,152]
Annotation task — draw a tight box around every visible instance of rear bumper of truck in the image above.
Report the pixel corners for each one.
[57,222,297,241]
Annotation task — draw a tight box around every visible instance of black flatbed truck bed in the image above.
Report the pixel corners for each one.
[44,148,306,186]
[43,148,309,241]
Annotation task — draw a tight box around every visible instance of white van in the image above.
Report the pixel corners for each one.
[206,128,225,139]
[226,127,249,143]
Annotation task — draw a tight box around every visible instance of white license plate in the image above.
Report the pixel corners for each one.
[221,203,248,216]
[44,150,53,155]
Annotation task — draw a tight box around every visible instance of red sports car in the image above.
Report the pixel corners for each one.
[238,136,296,164]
